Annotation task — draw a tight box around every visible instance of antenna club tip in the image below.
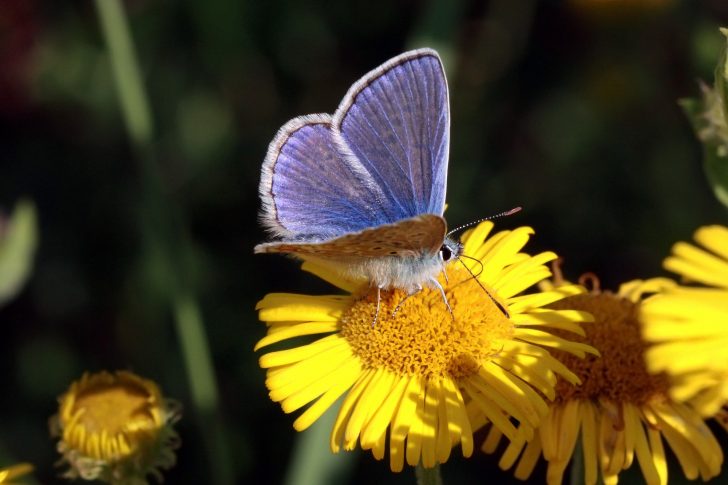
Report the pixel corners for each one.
[447,206,523,236]
[506,206,523,216]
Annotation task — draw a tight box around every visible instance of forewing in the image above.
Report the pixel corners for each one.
[332,49,450,220]
[259,114,395,240]
[254,214,446,259]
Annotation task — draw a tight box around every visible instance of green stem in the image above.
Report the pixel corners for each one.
[569,435,584,485]
[173,292,233,483]
[415,463,443,485]
[284,405,355,485]
[94,1,232,483]
[94,0,152,147]
[173,292,219,410]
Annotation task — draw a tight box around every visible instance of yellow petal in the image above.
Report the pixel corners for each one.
[330,369,376,453]
[301,260,362,292]
[492,354,558,399]
[460,221,495,256]
[481,426,503,454]
[261,334,344,370]
[695,225,728,259]
[497,267,553,299]
[513,328,597,358]
[371,429,387,460]
[511,309,591,336]
[293,359,362,431]
[513,437,542,480]
[405,381,427,467]
[281,357,361,413]
[499,435,527,470]
[435,381,452,463]
[507,284,584,313]
[580,401,599,485]
[0,463,33,483]
[546,459,569,485]
[647,425,668,485]
[420,381,439,468]
[554,400,581,462]
[619,405,640,476]
[257,293,348,321]
[390,376,422,472]
[618,278,676,302]
[463,378,522,442]
[255,322,340,350]
[645,339,728,374]
[674,237,728,274]
[360,375,408,448]
[479,362,548,427]
[666,259,728,289]
[622,404,636,468]
[442,377,473,457]
[478,227,534,280]
[344,368,393,446]
[493,251,558,298]
[513,307,593,323]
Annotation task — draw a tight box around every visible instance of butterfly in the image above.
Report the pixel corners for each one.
[255,49,462,309]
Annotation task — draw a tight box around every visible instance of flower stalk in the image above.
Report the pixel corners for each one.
[93,1,231,482]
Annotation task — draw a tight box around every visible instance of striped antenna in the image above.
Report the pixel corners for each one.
[453,254,510,317]
[446,207,522,236]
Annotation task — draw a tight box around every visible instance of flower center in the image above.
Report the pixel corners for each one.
[60,371,163,462]
[549,292,670,405]
[74,383,156,435]
[340,265,513,380]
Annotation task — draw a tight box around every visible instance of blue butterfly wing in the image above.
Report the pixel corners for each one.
[259,114,395,240]
[332,48,449,221]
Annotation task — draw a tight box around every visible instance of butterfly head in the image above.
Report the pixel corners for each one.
[439,237,463,264]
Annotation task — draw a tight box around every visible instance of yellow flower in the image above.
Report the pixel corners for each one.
[0,463,33,484]
[481,276,723,485]
[642,225,728,416]
[50,370,181,483]
[256,222,594,472]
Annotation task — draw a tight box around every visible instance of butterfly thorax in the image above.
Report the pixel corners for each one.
[307,235,462,293]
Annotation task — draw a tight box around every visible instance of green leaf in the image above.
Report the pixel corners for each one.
[680,28,728,210]
[717,28,728,120]
[0,200,38,306]
[681,96,728,208]
[709,28,728,207]
[705,144,728,207]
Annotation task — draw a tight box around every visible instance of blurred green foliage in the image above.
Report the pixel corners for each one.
[1,0,728,484]
[681,27,728,209]
[0,201,37,306]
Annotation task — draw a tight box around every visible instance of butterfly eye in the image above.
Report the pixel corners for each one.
[440,244,453,261]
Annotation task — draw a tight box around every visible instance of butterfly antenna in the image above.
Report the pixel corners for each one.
[454,255,510,318]
[447,207,522,237]
[459,254,484,279]
[445,254,484,291]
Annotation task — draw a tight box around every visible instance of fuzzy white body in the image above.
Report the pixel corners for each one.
[302,236,462,292]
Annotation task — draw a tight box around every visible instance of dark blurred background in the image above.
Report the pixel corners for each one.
[1,0,727,483]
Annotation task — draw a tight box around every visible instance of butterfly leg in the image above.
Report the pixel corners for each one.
[392,284,423,317]
[441,263,449,284]
[428,277,454,319]
[372,285,384,327]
